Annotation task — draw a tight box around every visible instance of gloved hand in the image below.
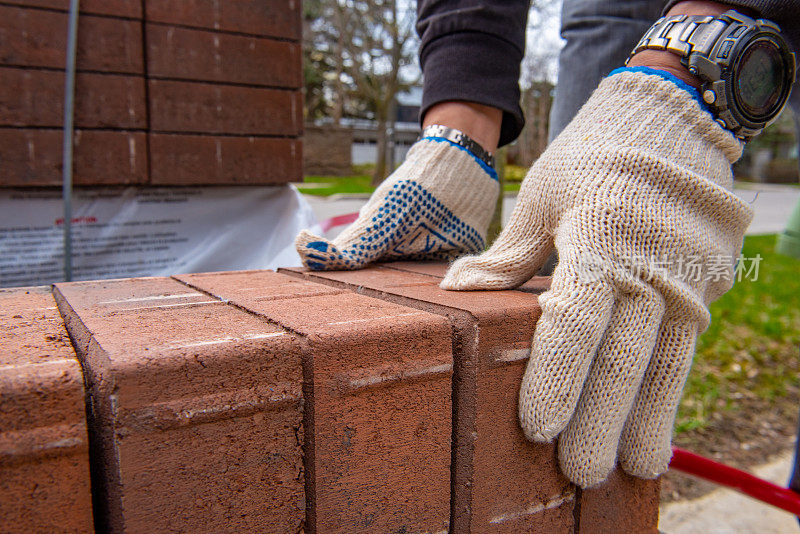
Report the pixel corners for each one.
[441,68,754,487]
[296,137,499,270]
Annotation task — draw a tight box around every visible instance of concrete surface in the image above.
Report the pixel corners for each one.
[659,451,798,534]
[304,183,800,238]
[732,184,800,235]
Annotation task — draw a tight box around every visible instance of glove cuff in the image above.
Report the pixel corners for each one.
[560,68,744,184]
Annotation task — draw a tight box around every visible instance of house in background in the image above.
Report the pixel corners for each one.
[351,87,422,166]
[304,88,422,175]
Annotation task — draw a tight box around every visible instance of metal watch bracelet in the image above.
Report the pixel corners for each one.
[420,125,495,169]
[628,13,732,61]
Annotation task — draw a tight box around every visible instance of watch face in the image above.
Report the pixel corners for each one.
[734,39,786,120]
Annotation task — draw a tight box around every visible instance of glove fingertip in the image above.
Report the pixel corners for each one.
[518,405,566,443]
[618,452,669,480]
[559,454,616,489]
[440,256,486,290]
[295,232,359,271]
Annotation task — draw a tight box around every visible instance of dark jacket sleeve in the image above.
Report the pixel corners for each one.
[416,1,531,147]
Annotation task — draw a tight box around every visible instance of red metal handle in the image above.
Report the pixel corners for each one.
[670,446,800,516]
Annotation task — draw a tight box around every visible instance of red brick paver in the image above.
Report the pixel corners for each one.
[0,129,147,186]
[176,270,453,534]
[0,6,143,73]
[54,277,305,533]
[0,68,146,129]
[145,0,301,40]
[148,80,301,136]
[148,134,300,185]
[9,0,143,18]
[0,267,659,532]
[283,262,660,533]
[146,25,301,88]
[0,287,93,533]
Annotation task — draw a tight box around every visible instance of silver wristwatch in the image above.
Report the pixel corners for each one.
[627,10,796,139]
[420,125,495,168]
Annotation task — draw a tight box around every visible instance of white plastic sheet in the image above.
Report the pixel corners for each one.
[0,185,319,288]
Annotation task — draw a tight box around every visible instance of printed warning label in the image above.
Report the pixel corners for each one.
[0,187,317,288]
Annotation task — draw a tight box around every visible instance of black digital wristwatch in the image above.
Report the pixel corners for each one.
[628,10,796,139]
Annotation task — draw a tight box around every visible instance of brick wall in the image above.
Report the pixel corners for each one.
[1,264,659,532]
[0,0,302,187]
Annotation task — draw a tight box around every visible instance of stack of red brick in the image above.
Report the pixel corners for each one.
[0,0,302,187]
[1,264,660,533]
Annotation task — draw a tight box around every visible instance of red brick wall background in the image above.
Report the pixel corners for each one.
[0,264,659,533]
[0,0,302,187]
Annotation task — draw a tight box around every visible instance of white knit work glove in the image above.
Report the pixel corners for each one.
[441,68,754,488]
[295,137,499,270]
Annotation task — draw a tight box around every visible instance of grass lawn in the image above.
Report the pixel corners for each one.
[298,163,798,196]
[297,166,526,196]
[296,174,375,196]
[664,233,799,500]
[677,233,800,435]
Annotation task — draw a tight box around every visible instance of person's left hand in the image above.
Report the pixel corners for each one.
[440,68,754,487]
[295,136,499,270]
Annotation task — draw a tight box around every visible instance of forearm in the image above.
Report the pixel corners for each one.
[422,102,502,153]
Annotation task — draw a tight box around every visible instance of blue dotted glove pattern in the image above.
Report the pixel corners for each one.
[300,179,485,271]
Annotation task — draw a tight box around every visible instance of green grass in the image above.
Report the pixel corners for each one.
[299,164,526,196]
[676,234,800,434]
[505,164,528,183]
[296,174,375,196]
[299,162,798,197]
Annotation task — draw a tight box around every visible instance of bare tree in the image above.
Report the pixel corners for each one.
[517,54,555,165]
[342,0,418,184]
[303,0,418,184]
[302,0,332,120]
[515,0,561,165]
[307,1,562,179]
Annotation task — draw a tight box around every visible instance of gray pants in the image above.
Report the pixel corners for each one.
[549,0,800,141]
[550,0,666,140]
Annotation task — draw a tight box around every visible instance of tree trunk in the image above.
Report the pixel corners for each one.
[332,13,345,124]
[372,115,389,186]
[518,89,530,166]
[486,146,506,247]
[386,97,397,173]
[535,83,548,158]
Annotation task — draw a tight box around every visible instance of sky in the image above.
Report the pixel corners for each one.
[525,0,565,84]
